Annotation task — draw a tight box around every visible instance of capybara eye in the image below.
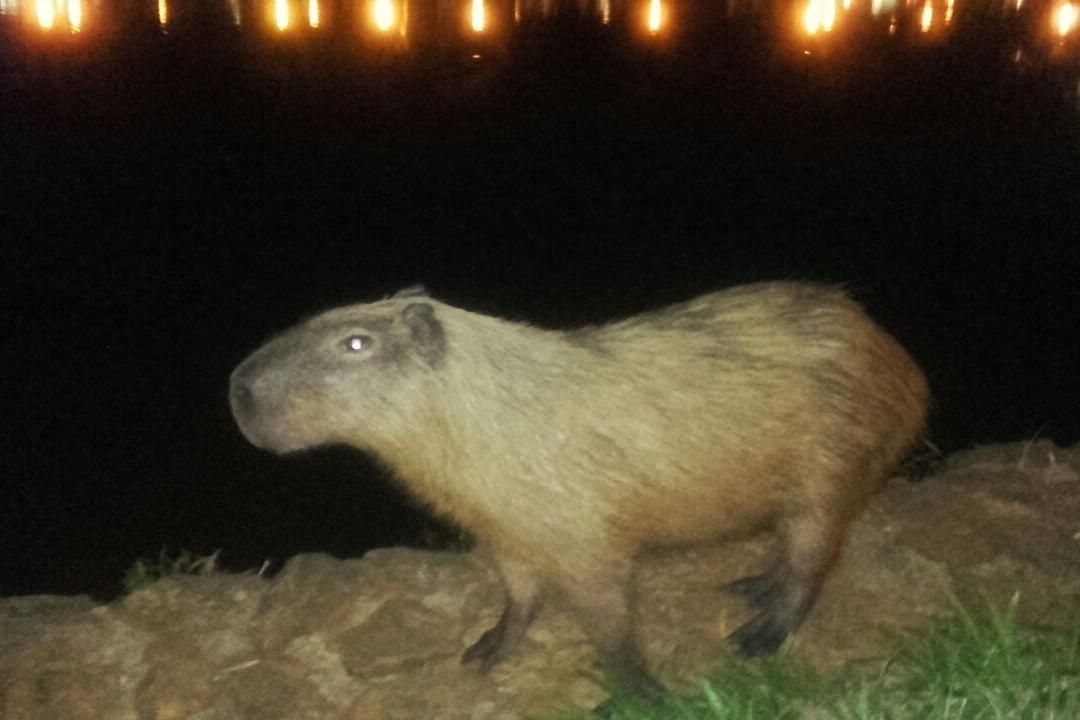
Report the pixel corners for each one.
[343,335,372,353]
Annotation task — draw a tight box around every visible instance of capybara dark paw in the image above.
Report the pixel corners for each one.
[723,568,785,610]
[461,625,504,670]
[727,611,791,657]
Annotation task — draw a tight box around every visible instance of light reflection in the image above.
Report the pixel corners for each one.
[646,0,661,33]
[308,0,318,27]
[945,0,953,23]
[0,0,19,15]
[470,0,485,32]
[158,0,167,27]
[1057,1,1078,37]
[598,0,611,23]
[228,0,241,25]
[68,0,80,31]
[920,0,932,31]
[274,0,289,30]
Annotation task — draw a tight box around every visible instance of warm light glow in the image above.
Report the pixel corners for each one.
[598,0,610,23]
[470,0,485,31]
[1014,0,1023,10]
[1056,1,1078,36]
[274,0,289,29]
[158,0,167,26]
[373,0,394,31]
[228,0,241,25]
[646,0,661,32]
[804,0,835,33]
[308,0,318,26]
[920,0,932,30]
[36,0,55,28]
[945,0,953,22]
[68,0,80,30]
[871,0,896,15]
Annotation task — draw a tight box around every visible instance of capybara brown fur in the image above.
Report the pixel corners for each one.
[229,282,929,698]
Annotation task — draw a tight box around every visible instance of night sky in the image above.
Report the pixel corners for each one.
[2,0,1079,600]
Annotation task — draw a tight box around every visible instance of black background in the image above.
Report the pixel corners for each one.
[3,2,1079,599]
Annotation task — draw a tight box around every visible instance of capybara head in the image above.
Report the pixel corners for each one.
[229,287,445,454]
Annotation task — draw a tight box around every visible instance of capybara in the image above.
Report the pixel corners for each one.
[229,282,929,697]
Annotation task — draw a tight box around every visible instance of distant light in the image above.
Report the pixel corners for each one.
[471,0,485,32]
[945,0,953,23]
[158,0,167,26]
[1056,1,1078,37]
[308,0,318,27]
[598,0,611,23]
[373,0,394,32]
[274,0,288,30]
[920,0,933,31]
[804,0,835,34]
[68,0,81,31]
[871,0,896,15]
[36,0,54,28]
[647,0,661,33]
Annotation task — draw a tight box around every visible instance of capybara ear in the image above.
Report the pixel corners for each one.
[402,302,447,367]
[394,284,429,299]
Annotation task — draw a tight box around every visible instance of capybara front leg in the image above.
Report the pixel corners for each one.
[566,572,666,702]
[727,512,845,657]
[462,554,543,671]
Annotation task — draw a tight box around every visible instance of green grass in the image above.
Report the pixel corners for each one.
[122,548,224,593]
[552,594,1080,720]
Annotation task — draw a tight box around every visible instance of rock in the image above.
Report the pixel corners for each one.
[2,441,1079,719]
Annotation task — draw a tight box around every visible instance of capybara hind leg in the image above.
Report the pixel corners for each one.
[728,513,846,657]
[463,555,543,670]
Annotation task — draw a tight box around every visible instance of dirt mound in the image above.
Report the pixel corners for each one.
[2,440,1077,719]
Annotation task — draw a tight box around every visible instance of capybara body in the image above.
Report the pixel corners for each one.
[230,282,929,697]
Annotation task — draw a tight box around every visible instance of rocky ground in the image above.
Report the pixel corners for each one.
[2,439,1078,720]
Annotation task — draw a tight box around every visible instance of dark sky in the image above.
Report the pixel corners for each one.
[2,0,1079,600]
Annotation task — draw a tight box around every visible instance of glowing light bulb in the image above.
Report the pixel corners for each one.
[274,0,289,30]
[36,0,55,28]
[373,0,394,31]
[68,0,81,31]
[647,0,661,33]
[471,0,485,32]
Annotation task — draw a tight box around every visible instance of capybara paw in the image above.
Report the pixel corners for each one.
[723,568,785,610]
[461,626,503,670]
[727,611,791,658]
